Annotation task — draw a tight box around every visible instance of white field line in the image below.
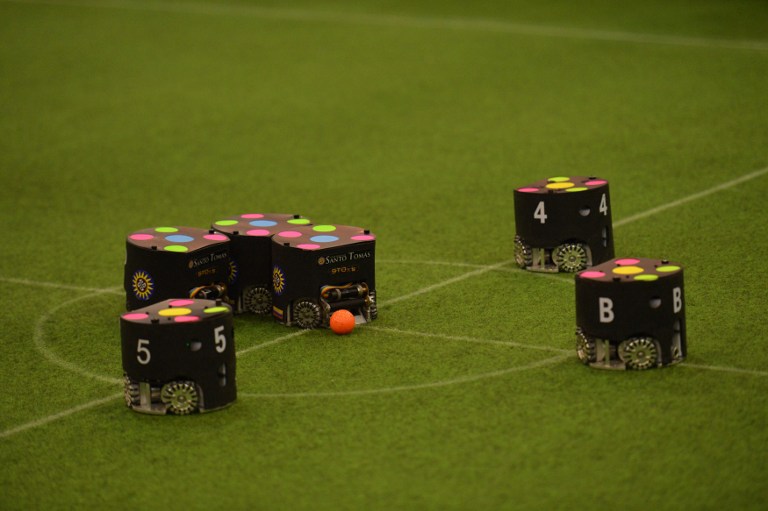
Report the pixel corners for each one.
[0,393,122,440]
[3,0,768,52]
[0,277,123,295]
[680,363,768,377]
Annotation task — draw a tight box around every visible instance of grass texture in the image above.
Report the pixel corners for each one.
[1,1,767,510]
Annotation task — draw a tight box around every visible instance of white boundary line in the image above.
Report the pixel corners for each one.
[0,277,123,295]
[3,0,768,52]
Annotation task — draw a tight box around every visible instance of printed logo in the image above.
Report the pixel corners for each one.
[228,260,238,284]
[132,270,154,301]
[272,266,286,296]
[318,257,325,265]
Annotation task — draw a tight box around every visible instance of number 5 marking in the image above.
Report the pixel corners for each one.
[214,326,226,353]
[534,201,547,224]
[137,339,151,365]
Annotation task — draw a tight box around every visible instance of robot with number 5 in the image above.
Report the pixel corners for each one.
[513,176,614,273]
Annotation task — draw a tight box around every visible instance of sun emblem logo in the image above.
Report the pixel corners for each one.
[132,270,154,301]
[228,260,238,284]
[272,266,286,296]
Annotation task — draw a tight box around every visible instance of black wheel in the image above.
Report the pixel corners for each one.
[553,243,588,273]
[368,291,378,320]
[293,300,322,329]
[575,329,596,365]
[123,374,139,407]
[243,286,271,315]
[618,337,659,370]
[160,381,199,415]
[514,235,532,269]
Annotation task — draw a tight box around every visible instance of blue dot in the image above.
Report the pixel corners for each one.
[165,235,194,243]
[249,220,277,227]
[310,235,339,243]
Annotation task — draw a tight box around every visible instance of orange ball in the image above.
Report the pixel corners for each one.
[330,309,355,335]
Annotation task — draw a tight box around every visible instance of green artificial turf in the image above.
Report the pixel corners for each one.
[1,1,768,510]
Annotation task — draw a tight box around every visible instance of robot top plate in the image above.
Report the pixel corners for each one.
[212,213,310,237]
[577,257,683,283]
[272,224,375,251]
[121,298,232,324]
[127,226,229,252]
[516,176,609,194]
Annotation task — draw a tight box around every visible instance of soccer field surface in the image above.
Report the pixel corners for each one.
[1,1,767,509]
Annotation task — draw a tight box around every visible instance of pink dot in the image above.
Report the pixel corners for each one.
[585,180,607,186]
[297,243,321,250]
[174,316,200,323]
[517,187,539,193]
[580,271,606,279]
[122,313,149,320]
[278,230,302,238]
[615,258,640,266]
[204,234,229,241]
[129,234,154,241]
[351,235,375,241]
[246,229,271,236]
[241,213,264,219]
[169,299,195,307]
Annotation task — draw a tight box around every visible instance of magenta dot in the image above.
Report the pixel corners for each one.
[297,243,321,250]
[580,271,606,279]
[174,315,200,323]
[129,234,154,241]
[585,180,607,186]
[122,313,149,320]
[169,299,195,307]
[241,213,264,219]
[351,234,375,241]
[615,258,640,266]
[278,230,302,238]
[246,229,271,236]
[517,187,539,193]
[203,234,229,241]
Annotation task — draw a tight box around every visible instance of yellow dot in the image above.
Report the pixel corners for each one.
[612,266,644,275]
[545,182,575,190]
[158,307,193,317]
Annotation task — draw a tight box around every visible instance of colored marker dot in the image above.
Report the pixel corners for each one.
[287,218,311,225]
[249,220,277,227]
[585,180,607,186]
[548,176,571,183]
[215,220,238,226]
[241,214,264,219]
[155,227,178,233]
[612,266,643,275]
[169,299,195,307]
[204,306,229,314]
[129,234,154,241]
[278,231,302,238]
[174,316,200,323]
[615,258,641,266]
[351,234,375,241]
[517,187,539,193]
[313,225,337,232]
[565,187,588,193]
[204,234,228,241]
[297,243,321,250]
[246,229,271,237]
[545,182,575,190]
[158,307,193,317]
[122,313,149,321]
[311,235,339,243]
[580,271,605,279]
[165,234,194,243]
[634,274,659,282]
[657,265,681,273]
[164,245,188,253]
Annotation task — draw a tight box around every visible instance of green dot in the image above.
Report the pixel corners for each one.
[313,225,337,232]
[565,187,589,192]
[204,306,229,314]
[547,176,570,183]
[634,274,659,281]
[164,245,188,252]
[657,265,681,273]
[287,218,310,225]
[155,227,178,233]
[215,220,238,226]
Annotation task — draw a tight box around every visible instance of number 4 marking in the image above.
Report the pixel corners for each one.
[599,193,608,215]
[214,326,226,353]
[534,201,547,224]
